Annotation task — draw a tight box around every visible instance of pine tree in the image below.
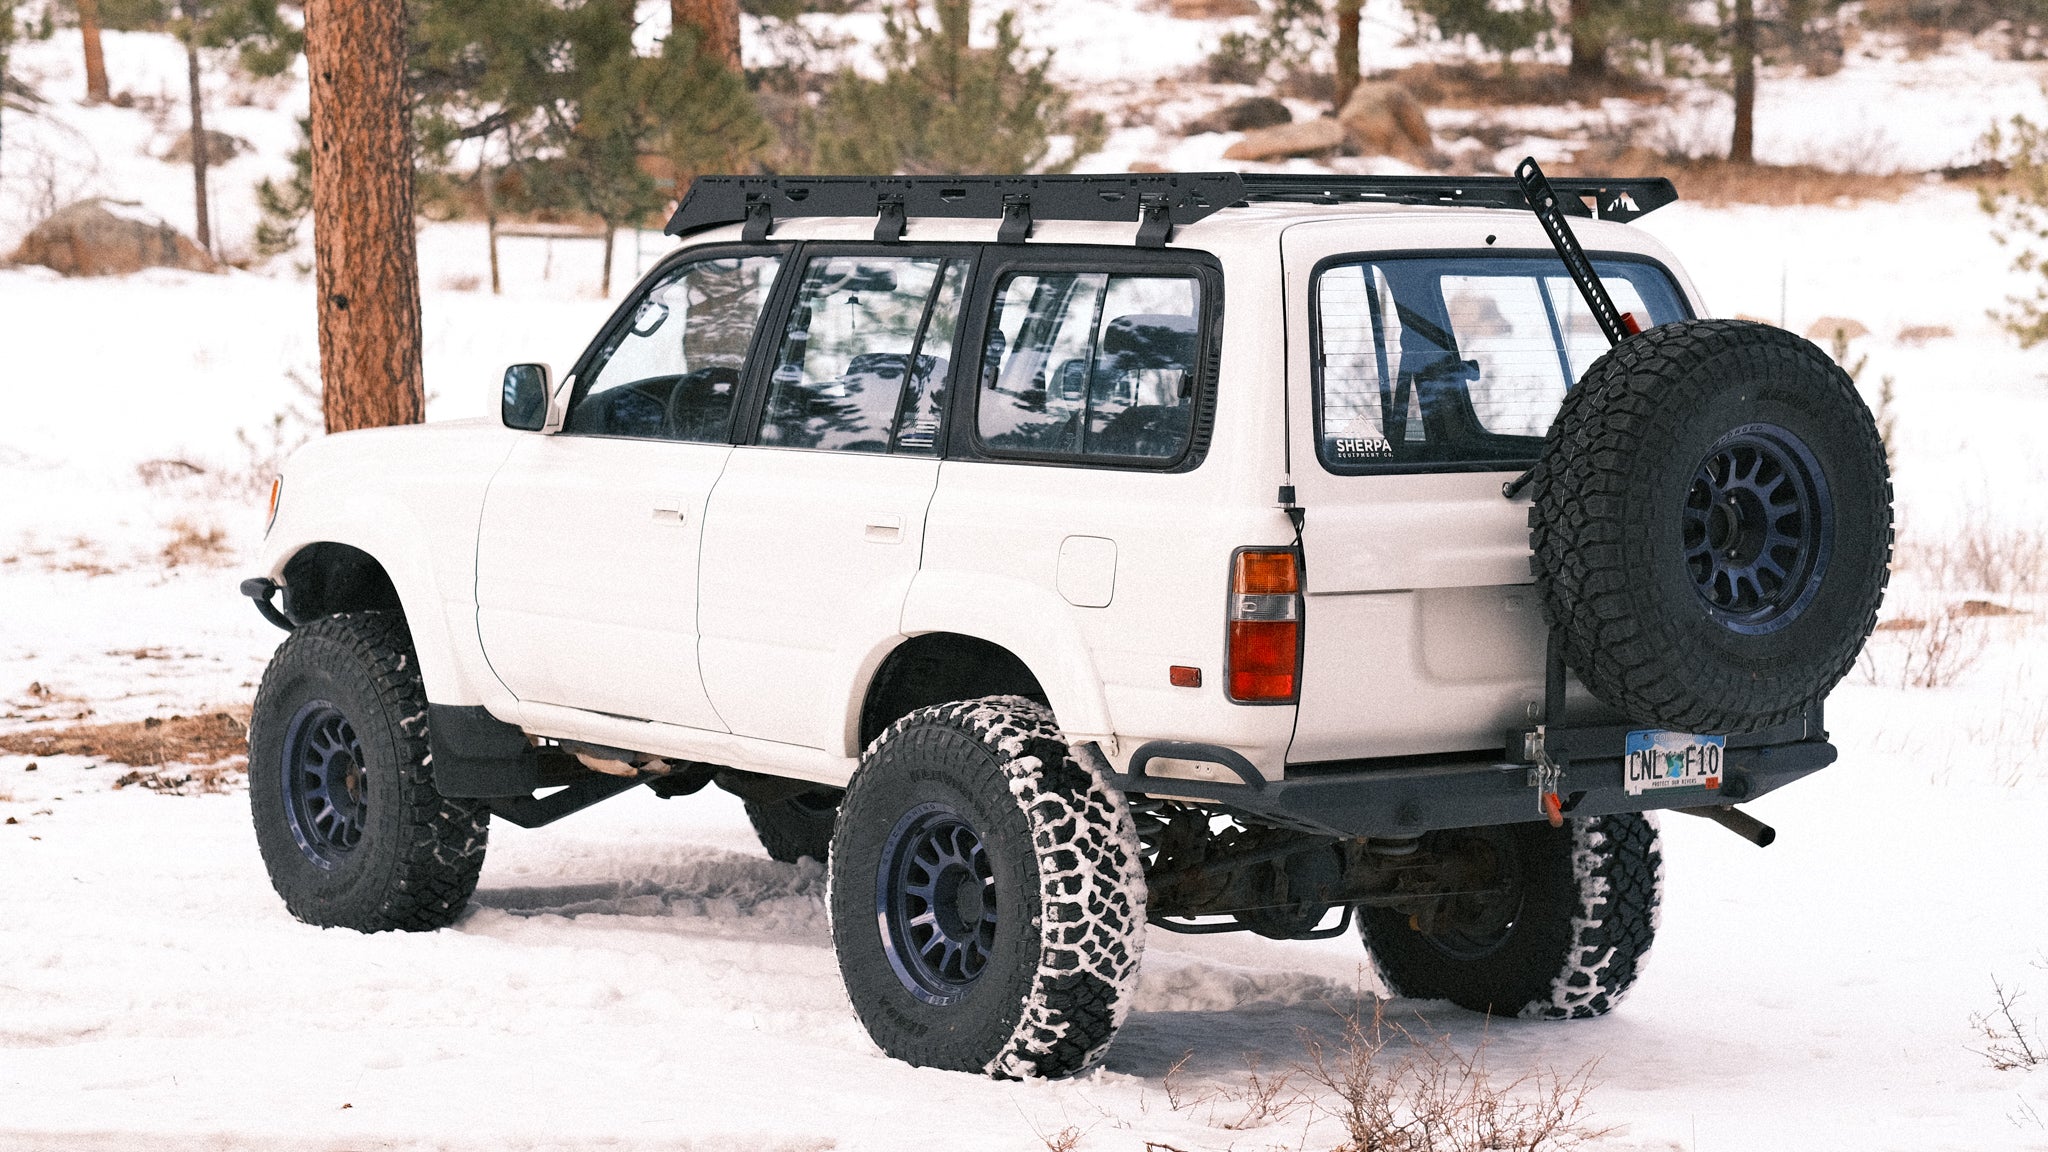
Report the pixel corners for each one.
[808,0,1099,175]
[305,0,424,431]
[168,0,295,255]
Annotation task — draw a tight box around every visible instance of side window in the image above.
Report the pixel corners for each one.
[565,254,782,441]
[757,255,967,453]
[978,272,1202,462]
[1315,255,1684,472]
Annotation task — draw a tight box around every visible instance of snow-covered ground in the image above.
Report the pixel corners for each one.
[5,7,2048,1150]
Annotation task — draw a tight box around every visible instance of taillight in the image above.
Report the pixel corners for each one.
[1227,549,1301,702]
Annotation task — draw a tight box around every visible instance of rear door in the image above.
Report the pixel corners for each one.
[1281,221,1693,762]
[696,247,972,751]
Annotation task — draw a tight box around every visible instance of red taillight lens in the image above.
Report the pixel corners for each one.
[1228,549,1300,702]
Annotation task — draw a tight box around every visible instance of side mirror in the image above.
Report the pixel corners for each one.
[501,363,551,431]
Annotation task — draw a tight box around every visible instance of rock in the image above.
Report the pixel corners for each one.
[1222,117,1345,162]
[1804,316,1869,342]
[1186,96,1292,136]
[1169,0,1260,17]
[1897,324,1954,345]
[161,129,250,164]
[8,200,217,277]
[1336,81,1434,162]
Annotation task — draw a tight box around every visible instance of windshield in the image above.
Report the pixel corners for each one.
[1313,254,1690,473]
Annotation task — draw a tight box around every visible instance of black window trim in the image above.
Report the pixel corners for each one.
[729,240,984,454]
[948,245,1225,474]
[557,240,798,446]
[1306,246,1695,477]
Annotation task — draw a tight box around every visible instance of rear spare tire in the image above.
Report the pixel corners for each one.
[1530,319,1892,733]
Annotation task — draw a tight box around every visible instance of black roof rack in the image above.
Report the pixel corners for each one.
[662,171,1678,247]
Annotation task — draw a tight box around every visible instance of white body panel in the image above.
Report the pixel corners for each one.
[697,448,940,751]
[257,203,1709,785]
[475,434,731,730]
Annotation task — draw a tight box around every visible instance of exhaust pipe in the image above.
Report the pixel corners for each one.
[1678,805,1776,847]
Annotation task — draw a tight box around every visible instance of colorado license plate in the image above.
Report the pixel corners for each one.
[1623,730,1725,796]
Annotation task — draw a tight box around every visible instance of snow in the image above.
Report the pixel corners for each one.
[5,9,2048,1151]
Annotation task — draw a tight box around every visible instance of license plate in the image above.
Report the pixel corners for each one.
[1623,730,1725,796]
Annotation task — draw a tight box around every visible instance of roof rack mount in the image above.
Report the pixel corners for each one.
[662,169,1679,246]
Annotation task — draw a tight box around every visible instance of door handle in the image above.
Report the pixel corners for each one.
[652,499,687,524]
[864,515,904,544]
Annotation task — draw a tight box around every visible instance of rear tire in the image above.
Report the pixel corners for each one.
[248,611,489,932]
[744,789,841,864]
[1359,814,1661,1019]
[829,697,1146,1078]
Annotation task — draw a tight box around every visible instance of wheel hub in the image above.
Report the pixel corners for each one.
[876,803,998,1006]
[281,700,369,870]
[1682,424,1834,636]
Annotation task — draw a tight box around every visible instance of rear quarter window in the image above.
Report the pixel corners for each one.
[1313,253,1690,474]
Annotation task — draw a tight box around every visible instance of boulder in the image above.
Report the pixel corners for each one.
[1804,316,1869,342]
[8,200,217,277]
[1186,96,1292,136]
[161,129,251,164]
[1336,81,1434,162]
[1222,117,1345,162]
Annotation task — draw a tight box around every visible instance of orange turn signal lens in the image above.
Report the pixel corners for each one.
[1233,550,1299,595]
[1227,549,1301,703]
[264,478,282,535]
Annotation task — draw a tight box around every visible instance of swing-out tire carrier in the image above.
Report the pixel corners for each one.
[1097,708,1832,841]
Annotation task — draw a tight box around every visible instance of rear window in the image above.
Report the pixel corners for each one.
[1313,254,1688,473]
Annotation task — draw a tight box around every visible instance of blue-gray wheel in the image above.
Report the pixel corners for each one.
[248,611,489,931]
[1531,319,1892,733]
[829,697,1145,1079]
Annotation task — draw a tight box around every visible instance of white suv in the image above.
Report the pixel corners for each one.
[242,170,1892,1079]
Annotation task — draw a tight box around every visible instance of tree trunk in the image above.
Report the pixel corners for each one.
[1730,0,1756,165]
[1334,0,1361,111]
[305,0,425,433]
[600,220,615,297]
[481,148,501,296]
[78,0,109,104]
[181,6,211,255]
[670,0,740,70]
[1567,0,1607,81]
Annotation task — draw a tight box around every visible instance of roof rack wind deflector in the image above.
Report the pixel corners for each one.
[663,172,1679,246]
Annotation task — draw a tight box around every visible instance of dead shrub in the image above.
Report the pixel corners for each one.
[1859,606,1991,689]
[1297,1002,1611,1152]
[136,457,208,487]
[161,518,233,568]
[112,763,246,795]
[1972,977,2044,1071]
[0,710,249,769]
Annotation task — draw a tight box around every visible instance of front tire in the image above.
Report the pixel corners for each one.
[1359,814,1661,1020]
[248,611,489,932]
[829,697,1146,1078]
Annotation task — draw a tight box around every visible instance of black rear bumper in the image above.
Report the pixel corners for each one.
[1101,712,1834,839]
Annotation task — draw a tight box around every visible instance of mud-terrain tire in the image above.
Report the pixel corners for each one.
[828,697,1146,1079]
[248,611,489,932]
[1360,814,1661,1019]
[1530,318,1892,734]
[744,789,841,864]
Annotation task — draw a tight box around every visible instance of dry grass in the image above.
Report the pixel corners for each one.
[1860,606,1992,690]
[1373,62,1666,109]
[1157,1000,1608,1151]
[0,710,249,769]
[1299,1002,1610,1152]
[1559,147,1918,207]
[161,518,234,568]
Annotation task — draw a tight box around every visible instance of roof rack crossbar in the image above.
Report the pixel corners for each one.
[662,171,1679,242]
